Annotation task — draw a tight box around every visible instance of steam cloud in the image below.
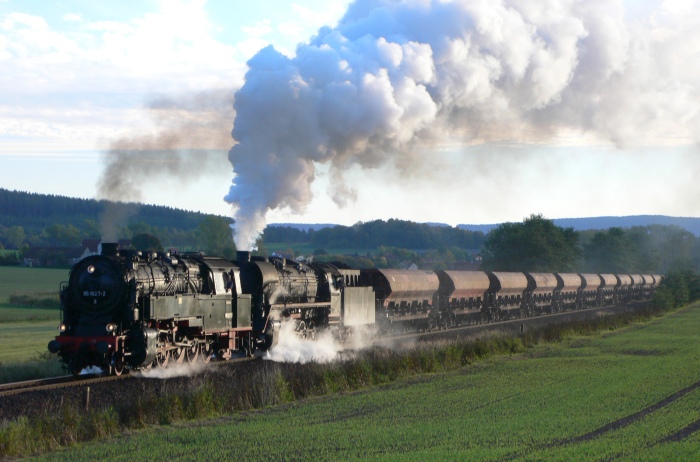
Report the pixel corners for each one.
[264,321,345,364]
[264,319,382,364]
[97,89,235,241]
[225,0,699,250]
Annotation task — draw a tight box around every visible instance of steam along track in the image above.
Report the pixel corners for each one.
[45,241,661,376]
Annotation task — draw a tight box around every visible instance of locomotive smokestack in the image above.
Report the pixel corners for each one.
[100,242,120,257]
[237,250,251,263]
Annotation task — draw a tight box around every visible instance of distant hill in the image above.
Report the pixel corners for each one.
[458,215,700,236]
[268,223,337,232]
[269,222,454,231]
[0,188,211,234]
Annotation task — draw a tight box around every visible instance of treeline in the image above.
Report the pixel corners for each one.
[3,189,699,274]
[263,219,484,250]
[482,214,699,274]
[0,188,208,236]
[307,246,472,270]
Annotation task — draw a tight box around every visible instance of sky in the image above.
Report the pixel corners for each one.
[0,0,698,236]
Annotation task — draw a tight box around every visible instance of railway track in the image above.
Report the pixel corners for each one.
[0,302,647,398]
[0,356,258,398]
[0,372,125,398]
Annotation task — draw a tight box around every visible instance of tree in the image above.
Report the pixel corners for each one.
[481,214,581,272]
[651,225,696,272]
[5,226,25,249]
[132,233,163,252]
[583,227,633,273]
[197,216,236,259]
[45,223,81,247]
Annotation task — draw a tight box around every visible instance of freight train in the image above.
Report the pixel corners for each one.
[47,244,662,375]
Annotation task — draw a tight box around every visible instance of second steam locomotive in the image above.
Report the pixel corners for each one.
[48,243,661,375]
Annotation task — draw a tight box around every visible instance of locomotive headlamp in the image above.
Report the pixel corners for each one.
[106,323,117,333]
[58,323,68,333]
[87,265,95,274]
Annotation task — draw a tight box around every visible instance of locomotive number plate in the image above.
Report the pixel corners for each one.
[83,291,106,297]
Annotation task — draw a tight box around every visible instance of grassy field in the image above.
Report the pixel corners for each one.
[0,266,67,303]
[0,266,65,379]
[30,304,700,461]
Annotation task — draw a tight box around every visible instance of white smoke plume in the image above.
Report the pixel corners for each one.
[97,89,234,241]
[225,0,700,249]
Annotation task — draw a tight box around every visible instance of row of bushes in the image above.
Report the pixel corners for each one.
[0,253,20,266]
[0,299,682,458]
[8,292,60,308]
[652,269,700,310]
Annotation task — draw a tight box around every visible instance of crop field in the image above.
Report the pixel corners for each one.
[0,266,66,380]
[32,303,700,461]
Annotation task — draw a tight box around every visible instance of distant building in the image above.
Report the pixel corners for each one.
[23,247,85,267]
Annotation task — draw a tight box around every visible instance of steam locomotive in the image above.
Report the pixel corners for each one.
[47,243,661,375]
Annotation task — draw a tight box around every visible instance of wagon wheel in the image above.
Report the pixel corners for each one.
[113,353,125,376]
[186,344,199,364]
[307,321,316,340]
[201,343,214,364]
[297,320,307,339]
[172,347,185,365]
[156,349,169,368]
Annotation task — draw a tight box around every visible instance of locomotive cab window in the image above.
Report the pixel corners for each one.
[213,270,228,295]
[222,271,233,293]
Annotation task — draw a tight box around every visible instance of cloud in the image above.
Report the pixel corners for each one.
[0,2,243,152]
[62,12,82,23]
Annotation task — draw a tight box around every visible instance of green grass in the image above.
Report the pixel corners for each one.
[0,266,67,304]
[23,303,700,461]
[0,267,66,382]
[0,320,59,363]
[0,319,64,383]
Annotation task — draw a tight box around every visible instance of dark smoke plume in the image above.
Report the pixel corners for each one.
[97,89,234,240]
[225,0,699,250]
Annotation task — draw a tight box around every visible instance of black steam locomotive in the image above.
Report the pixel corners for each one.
[48,244,374,375]
[48,243,661,375]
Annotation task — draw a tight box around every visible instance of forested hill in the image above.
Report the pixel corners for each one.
[0,189,485,253]
[0,188,208,234]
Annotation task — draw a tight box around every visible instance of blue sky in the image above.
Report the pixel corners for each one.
[0,0,698,227]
